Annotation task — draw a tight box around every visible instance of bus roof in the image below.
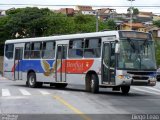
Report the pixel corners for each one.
[5,31,119,44]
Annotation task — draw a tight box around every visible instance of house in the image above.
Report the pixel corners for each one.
[120,22,147,32]
[96,8,116,20]
[136,11,153,22]
[146,26,160,38]
[54,8,74,16]
[75,5,95,15]
[153,15,160,21]
[0,10,6,16]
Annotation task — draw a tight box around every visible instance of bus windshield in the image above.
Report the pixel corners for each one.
[118,39,156,70]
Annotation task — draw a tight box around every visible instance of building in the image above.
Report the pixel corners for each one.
[96,8,116,20]
[0,10,6,16]
[55,8,74,16]
[120,23,147,32]
[136,11,153,22]
[146,26,160,38]
[75,5,95,15]
[153,15,160,21]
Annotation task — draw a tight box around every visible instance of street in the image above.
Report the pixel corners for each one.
[0,78,160,120]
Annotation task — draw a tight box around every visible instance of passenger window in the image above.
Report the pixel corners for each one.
[68,39,84,58]
[84,38,101,58]
[30,42,42,59]
[24,43,30,59]
[5,44,14,59]
[42,41,55,59]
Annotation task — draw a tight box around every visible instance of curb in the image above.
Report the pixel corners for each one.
[0,76,8,80]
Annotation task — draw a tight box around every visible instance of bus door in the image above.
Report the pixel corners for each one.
[14,47,23,80]
[102,42,115,85]
[56,45,67,82]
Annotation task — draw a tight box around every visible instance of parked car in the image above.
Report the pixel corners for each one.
[157,68,160,81]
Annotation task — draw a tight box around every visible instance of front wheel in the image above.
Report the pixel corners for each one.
[121,86,130,94]
[90,74,99,93]
[28,72,37,88]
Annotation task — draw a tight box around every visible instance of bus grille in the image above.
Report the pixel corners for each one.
[132,76,149,80]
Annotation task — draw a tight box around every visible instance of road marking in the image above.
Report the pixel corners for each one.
[53,95,91,120]
[19,89,31,96]
[145,87,160,93]
[39,90,50,95]
[2,89,11,97]
[132,87,159,95]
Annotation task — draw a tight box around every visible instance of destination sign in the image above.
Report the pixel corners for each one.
[119,31,152,39]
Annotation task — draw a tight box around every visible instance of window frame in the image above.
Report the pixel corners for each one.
[30,42,42,59]
[24,42,31,59]
[42,41,56,59]
[5,44,14,59]
[68,39,84,58]
[84,37,102,58]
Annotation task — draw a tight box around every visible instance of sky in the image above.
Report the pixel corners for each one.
[0,0,160,14]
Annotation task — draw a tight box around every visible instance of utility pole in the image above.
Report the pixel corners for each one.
[96,10,99,32]
[128,0,135,30]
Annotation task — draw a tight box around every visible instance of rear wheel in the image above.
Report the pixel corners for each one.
[121,86,130,94]
[27,72,37,88]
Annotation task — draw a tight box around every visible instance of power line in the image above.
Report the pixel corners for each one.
[0,4,160,8]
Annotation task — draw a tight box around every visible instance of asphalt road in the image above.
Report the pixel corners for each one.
[0,78,160,120]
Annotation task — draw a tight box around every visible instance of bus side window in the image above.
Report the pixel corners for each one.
[30,42,42,59]
[68,39,84,58]
[24,43,30,59]
[5,44,14,59]
[84,38,101,58]
[42,41,55,59]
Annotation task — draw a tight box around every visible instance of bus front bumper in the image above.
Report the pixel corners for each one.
[116,77,156,86]
[131,79,156,86]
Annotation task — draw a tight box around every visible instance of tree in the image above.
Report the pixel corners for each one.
[105,19,116,30]
[4,7,52,38]
[127,7,139,15]
[153,20,160,27]
[0,7,109,41]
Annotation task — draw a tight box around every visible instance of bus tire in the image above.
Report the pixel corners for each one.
[90,74,99,93]
[27,72,37,88]
[26,81,29,86]
[55,83,67,89]
[121,86,130,94]
[85,74,91,92]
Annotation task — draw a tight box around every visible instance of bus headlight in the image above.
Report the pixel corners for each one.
[150,76,156,81]
[118,75,131,80]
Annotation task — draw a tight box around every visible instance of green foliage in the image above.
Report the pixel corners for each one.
[155,40,160,67]
[127,7,139,15]
[0,7,116,44]
[153,20,160,27]
[105,19,116,30]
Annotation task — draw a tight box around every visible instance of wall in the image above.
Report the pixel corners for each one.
[0,56,3,75]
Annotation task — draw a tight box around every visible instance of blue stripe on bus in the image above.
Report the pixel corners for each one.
[15,60,55,73]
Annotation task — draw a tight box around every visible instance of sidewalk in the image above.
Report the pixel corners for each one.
[0,74,8,80]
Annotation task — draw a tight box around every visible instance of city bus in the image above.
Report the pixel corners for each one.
[3,30,157,94]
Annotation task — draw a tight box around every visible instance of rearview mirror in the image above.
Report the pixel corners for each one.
[115,43,120,53]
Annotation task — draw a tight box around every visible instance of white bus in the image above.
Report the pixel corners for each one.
[3,30,157,94]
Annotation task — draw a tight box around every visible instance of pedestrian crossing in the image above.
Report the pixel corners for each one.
[0,88,51,97]
[1,86,160,97]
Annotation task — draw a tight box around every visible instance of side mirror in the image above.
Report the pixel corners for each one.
[115,43,120,53]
